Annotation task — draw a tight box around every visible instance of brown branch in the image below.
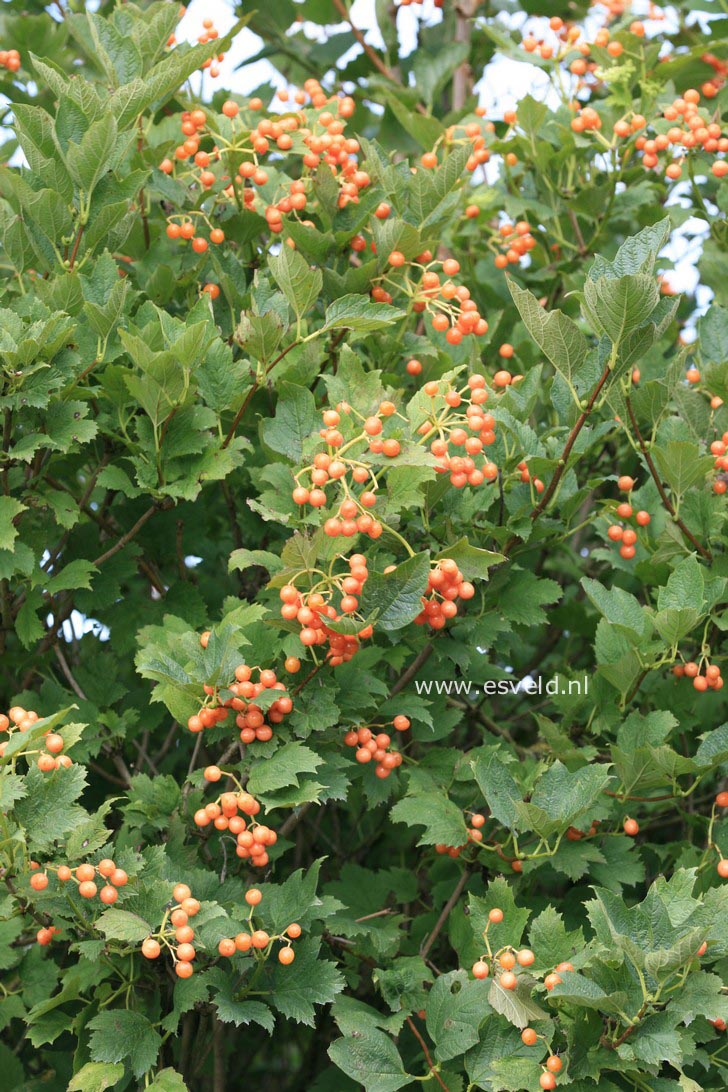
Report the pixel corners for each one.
[405,1016,450,1092]
[388,642,433,698]
[332,0,405,87]
[601,1022,637,1050]
[222,341,298,449]
[531,363,612,521]
[626,396,712,561]
[54,645,87,700]
[68,223,84,271]
[620,666,650,710]
[420,869,469,959]
[291,659,325,696]
[567,208,588,256]
[92,504,157,567]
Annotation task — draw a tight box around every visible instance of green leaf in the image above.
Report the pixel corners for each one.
[269,246,322,321]
[488,975,548,1028]
[329,1028,410,1092]
[358,552,430,632]
[582,274,659,346]
[95,909,153,944]
[318,294,405,335]
[525,762,612,836]
[425,970,488,1061]
[67,1062,126,1092]
[261,381,319,463]
[652,440,714,496]
[88,1010,161,1080]
[65,114,120,195]
[434,538,505,580]
[412,42,469,107]
[590,218,670,279]
[213,991,274,1032]
[45,558,97,594]
[246,742,322,795]
[384,93,444,150]
[581,577,650,643]
[548,971,620,1011]
[270,940,344,1025]
[472,753,521,831]
[147,1070,189,1092]
[390,785,468,847]
[528,906,584,971]
[698,303,728,366]
[508,279,590,388]
[14,764,88,851]
[0,496,26,550]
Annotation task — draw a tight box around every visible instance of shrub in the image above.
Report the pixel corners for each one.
[0,2,727,1089]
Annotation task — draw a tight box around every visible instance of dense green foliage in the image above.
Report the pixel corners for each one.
[1,1,728,1089]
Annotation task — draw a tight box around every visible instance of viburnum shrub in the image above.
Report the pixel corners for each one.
[1,1,728,1090]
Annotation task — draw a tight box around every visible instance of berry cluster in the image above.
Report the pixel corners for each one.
[0,49,20,73]
[36,924,61,946]
[30,858,128,905]
[217,887,300,965]
[160,80,363,248]
[415,559,475,630]
[186,641,293,744]
[672,660,723,693]
[195,774,277,868]
[418,112,493,174]
[165,15,226,76]
[435,812,487,859]
[292,403,396,539]
[372,254,489,347]
[420,375,499,487]
[517,460,544,495]
[343,716,410,779]
[710,432,728,495]
[492,220,537,270]
[605,477,650,560]
[711,793,728,879]
[470,907,570,1088]
[0,707,72,770]
[566,819,601,842]
[279,554,373,662]
[615,88,728,181]
[141,882,203,977]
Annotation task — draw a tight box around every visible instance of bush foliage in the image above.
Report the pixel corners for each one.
[1,1,728,1090]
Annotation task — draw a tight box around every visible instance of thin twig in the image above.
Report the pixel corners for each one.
[68,224,84,271]
[420,870,469,959]
[405,1016,450,1092]
[93,504,157,566]
[54,645,87,700]
[531,363,612,521]
[222,341,298,449]
[332,0,405,87]
[389,642,433,698]
[626,396,711,561]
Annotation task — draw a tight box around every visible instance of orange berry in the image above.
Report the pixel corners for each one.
[142,937,161,959]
